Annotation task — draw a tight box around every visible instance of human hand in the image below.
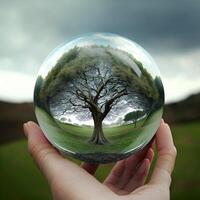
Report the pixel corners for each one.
[23,119,176,200]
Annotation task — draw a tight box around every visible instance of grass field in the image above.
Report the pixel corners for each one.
[0,121,200,200]
[35,106,162,157]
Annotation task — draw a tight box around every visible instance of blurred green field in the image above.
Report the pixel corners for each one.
[0,121,200,200]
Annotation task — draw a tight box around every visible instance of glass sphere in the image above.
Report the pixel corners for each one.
[34,33,164,163]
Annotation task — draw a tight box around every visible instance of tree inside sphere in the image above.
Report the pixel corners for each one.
[34,33,164,163]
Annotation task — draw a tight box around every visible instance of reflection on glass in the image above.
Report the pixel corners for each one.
[34,33,164,163]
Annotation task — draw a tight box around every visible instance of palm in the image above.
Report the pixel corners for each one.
[24,120,176,200]
[79,142,154,196]
[104,145,154,195]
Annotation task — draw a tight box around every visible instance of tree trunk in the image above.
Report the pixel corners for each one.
[89,115,108,145]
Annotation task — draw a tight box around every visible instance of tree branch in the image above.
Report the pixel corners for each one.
[102,89,128,118]
[93,78,111,103]
[69,99,89,108]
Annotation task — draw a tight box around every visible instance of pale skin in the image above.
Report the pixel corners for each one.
[23,119,177,200]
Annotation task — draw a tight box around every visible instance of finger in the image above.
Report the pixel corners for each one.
[146,147,154,163]
[23,121,62,182]
[104,159,125,188]
[104,145,149,190]
[149,121,177,187]
[115,140,154,189]
[24,121,110,198]
[128,159,150,187]
[81,162,99,175]
[125,148,154,192]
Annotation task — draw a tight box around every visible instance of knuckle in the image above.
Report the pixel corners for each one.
[167,150,176,159]
[28,141,50,160]
[168,146,177,159]
[160,146,177,160]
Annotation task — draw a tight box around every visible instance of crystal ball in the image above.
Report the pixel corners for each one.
[34,33,164,163]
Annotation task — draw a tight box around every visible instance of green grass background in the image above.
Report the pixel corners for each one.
[0,121,200,200]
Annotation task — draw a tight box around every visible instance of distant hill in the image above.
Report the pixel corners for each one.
[164,92,200,123]
[0,101,36,144]
[0,92,199,144]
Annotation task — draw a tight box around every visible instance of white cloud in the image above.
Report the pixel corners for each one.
[154,49,200,103]
[0,1,199,103]
[0,70,36,102]
[0,48,200,103]
[163,75,200,103]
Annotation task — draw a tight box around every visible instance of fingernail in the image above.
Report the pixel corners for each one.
[148,148,154,162]
[23,123,28,137]
[161,119,164,124]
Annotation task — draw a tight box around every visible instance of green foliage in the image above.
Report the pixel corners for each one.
[38,45,161,111]
[39,47,81,110]
[124,110,145,122]
[154,76,164,102]
[34,76,45,109]
[105,47,160,101]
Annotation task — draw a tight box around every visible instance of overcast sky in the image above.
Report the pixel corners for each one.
[0,0,200,103]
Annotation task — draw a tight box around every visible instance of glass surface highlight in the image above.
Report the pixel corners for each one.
[34,33,164,163]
